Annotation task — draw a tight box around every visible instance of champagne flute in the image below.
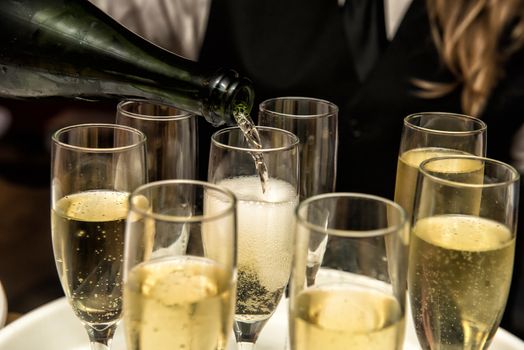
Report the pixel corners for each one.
[208,126,300,349]
[258,97,338,288]
[394,112,487,219]
[258,97,338,199]
[409,156,520,349]
[51,123,147,350]
[123,179,237,350]
[116,99,198,182]
[289,193,409,350]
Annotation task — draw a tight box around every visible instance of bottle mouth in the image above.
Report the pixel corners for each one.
[205,69,255,126]
[231,78,255,120]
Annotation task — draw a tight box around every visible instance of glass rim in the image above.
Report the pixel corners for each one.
[128,179,237,223]
[117,99,194,121]
[211,126,300,152]
[404,112,487,136]
[419,155,521,189]
[295,192,407,238]
[259,96,338,119]
[51,123,147,153]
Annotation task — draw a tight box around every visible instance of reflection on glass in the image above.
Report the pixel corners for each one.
[409,156,519,349]
[394,112,486,220]
[116,99,197,182]
[123,180,237,350]
[258,97,338,199]
[290,193,409,350]
[208,127,300,349]
[51,124,147,350]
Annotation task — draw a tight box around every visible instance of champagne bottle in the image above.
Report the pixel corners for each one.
[0,0,254,126]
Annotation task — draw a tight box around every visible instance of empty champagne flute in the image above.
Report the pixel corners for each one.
[258,97,338,288]
[289,193,409,350]
[123,180,237,350]
[258,97,338,199]
[116,99,198,182]
[51,123,147,349]
[409,156,520,349]
[394,112,487,219]
[208,126,300,349]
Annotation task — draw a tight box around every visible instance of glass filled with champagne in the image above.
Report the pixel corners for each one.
[289,193,409,350]
[51,123,147,350]
[394,112,487,220]
[123,180,238,350]
[409,156,520,349]
[208,126,300,349]
[116,99,198,182]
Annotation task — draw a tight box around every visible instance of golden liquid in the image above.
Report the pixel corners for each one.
[52,190,129,325]
[409,215,515,349]
[291,282,405,350]
[124,256,235,350]
[394,147,472,219]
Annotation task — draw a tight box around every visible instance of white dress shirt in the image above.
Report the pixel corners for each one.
[384,0,413,40]
[90,0,211,60]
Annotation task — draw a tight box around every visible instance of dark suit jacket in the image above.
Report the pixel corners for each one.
[198,0,524,337]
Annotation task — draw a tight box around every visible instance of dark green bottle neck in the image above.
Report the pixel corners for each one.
[0,0,254,126]
[206,70,255,126]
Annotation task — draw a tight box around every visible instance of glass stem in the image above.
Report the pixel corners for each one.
[234,320,267,350]
[237,342,256,350]
[89,342,110,350]
[85,323,117,350]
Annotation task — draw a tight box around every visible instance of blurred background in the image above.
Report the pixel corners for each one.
[0,98,116,320]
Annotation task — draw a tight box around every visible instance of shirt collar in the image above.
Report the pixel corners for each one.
[338,0,414,40]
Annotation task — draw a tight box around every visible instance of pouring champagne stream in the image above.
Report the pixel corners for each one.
[233,103,269,194]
